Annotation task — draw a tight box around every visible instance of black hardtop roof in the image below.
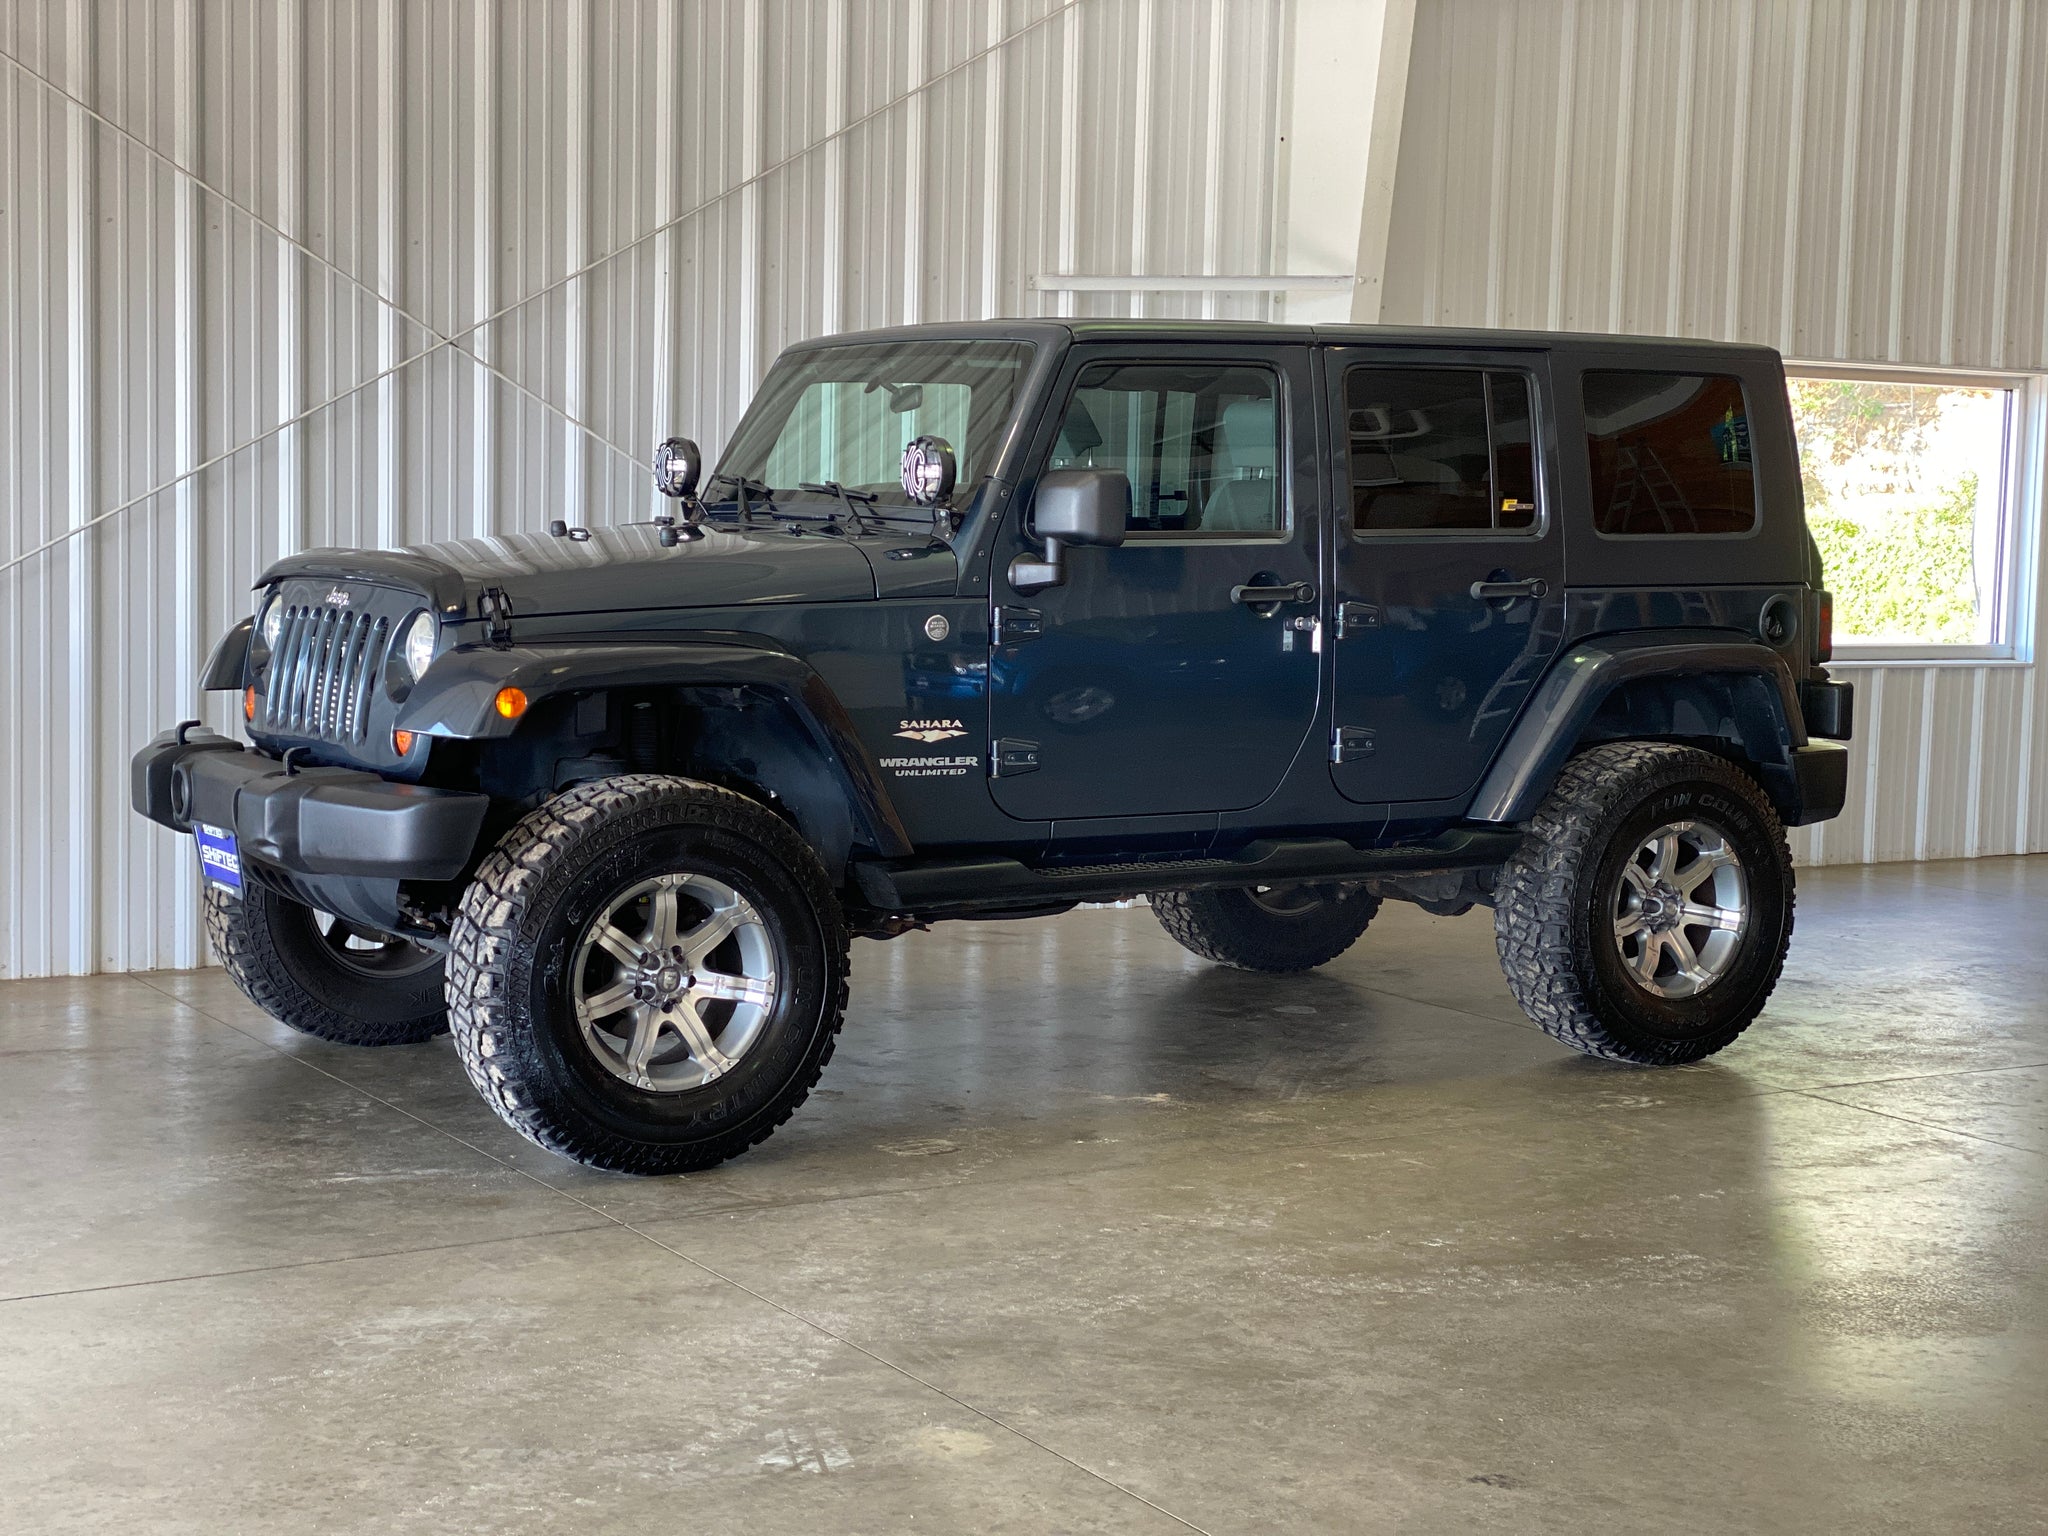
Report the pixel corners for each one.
[780,318,1783,362]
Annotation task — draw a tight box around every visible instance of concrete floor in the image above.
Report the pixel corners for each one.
[2,860,2043,1534]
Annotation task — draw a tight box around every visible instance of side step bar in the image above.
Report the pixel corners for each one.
[851,828,1526,917]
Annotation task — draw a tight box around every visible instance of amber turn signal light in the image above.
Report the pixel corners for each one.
[494,686,529,720]
[243,685,256,722]
[392,729,416,755]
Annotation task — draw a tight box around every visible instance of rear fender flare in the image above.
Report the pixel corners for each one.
[397,638,912,864]
[1468,632,1807,824]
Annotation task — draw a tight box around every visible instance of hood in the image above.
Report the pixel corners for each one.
[258,522,890,621]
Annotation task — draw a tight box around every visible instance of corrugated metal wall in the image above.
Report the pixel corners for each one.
[0,0,1291,978]
[1384,0,2048,868]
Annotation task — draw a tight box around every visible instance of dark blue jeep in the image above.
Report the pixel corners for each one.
[133,321,1853,1174]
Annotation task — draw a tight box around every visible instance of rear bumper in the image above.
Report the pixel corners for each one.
[1801,677,1855,740]
[1785,741,1850,827]
[131,727,488,883]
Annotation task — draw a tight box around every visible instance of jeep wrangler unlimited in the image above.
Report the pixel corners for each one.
[134,321,1853,1174]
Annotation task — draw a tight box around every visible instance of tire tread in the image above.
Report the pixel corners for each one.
[204,883,448,1045]
[1492,741,1794,1063]
[444,775,849,1174]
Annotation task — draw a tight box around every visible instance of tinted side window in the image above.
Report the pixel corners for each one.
[1050,362,1282,536]
[1344,368,1539,533]
[1583,371,1757,536]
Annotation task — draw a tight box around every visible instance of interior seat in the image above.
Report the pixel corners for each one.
[1198,400,1279,532]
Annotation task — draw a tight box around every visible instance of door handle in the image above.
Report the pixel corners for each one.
[1230,580,1316,605]
[1469,577,1549,601]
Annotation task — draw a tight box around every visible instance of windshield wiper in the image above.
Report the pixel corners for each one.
[799,481,880,534]
[702,472,778,526]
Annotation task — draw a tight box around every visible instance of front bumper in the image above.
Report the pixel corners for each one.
[131,726,489,884]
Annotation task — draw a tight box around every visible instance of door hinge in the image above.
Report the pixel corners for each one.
[1331,726,1375,763]
[1336,601,1379,638]
[992,737,1041,776]
[478,585,515,644]
[993,605,1043,646]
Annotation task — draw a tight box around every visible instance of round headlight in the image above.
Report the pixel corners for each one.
[258,596,284,650]
[402,611,437,681]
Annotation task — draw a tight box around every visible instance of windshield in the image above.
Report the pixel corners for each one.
[716,340,1035,500]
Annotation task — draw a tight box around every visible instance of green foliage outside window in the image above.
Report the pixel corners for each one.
[1790,378,2001,646]
[1808,476,1980,644]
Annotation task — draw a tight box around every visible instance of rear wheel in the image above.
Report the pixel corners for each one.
[1151,882,1381,973]
[203,882,448,1044]
[445,775,849,1175]
[1492,741,1794,1063]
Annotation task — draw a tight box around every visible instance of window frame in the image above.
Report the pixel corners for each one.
[1786,361,2042,664]
[1044,357,1294,544]
[1581,369,1763,544]
[1340,363,1550,541]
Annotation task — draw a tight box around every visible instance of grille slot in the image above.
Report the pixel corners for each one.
[259,603,390,744]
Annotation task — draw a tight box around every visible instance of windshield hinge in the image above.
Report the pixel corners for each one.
[478,586,515,645]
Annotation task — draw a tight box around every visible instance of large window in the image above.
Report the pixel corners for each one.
[1344,367,1539,533]
[1790,371,2025,657]
[1048,362,1283,536]
[1583,372,1758,537]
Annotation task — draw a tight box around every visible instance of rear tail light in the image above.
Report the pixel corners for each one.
[1816,591,1833,664]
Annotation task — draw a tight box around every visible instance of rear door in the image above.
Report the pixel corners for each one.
[986,342,1322,821]
[1324,347,1567,806]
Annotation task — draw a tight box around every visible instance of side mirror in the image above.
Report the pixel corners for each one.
[1009,469,1129,592]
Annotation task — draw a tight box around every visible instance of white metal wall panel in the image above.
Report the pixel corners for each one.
[0,0,1290,977]
[1385,0,2048,869]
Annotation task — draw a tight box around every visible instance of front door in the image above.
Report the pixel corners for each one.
[1325,348,1567,806]
[987,344,1322,822]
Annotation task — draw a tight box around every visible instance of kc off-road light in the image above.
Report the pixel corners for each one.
[401,611,437,682]
[900,435,957,506]
[652,436,702,498]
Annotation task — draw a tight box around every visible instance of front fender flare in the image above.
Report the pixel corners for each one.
[397,638,912,859]
[200,617,254,691]
[1467,631,1806,824]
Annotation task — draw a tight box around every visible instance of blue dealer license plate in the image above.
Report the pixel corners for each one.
[194,822,242,890]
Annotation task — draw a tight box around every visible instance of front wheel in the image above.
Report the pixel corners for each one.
[445,776,849,1175]
[1493,742,1794,1064]
[203,882,447,1045]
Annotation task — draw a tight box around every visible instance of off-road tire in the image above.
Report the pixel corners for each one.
[203,882,449,1045]
[1494,742,1794,1064]
[445,775,849,1175]
[1152,884,1381,973]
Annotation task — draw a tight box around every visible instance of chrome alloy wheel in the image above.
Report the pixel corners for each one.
[570,873,778,1093]
[1611,820,1749,999]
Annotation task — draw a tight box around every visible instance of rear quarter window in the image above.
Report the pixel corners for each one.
[1583,371,1758,537]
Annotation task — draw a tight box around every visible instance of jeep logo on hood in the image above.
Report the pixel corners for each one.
[324,588,352,607]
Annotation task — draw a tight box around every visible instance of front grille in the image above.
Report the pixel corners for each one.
[261,604,390,744]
